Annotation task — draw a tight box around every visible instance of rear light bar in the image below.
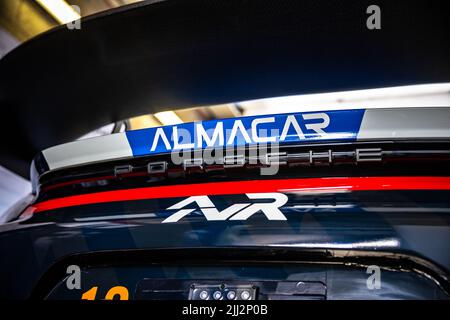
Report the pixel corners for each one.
[32,141,450,196]
[26,176,450,214]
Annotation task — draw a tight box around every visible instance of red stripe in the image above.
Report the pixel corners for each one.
[30,176,450,214]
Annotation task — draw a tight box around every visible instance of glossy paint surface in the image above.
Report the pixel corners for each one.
[1,186,450,298]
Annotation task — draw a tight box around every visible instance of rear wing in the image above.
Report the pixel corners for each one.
[31,107,450,194]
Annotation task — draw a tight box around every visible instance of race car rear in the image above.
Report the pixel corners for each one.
[1,107,449,300]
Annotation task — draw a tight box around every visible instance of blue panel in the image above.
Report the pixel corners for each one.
[126,109,366,157]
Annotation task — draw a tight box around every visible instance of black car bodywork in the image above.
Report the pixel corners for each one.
[1,0,450,300]
[1,140,450,299]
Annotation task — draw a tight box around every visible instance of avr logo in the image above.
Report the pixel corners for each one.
[162,193,288,223]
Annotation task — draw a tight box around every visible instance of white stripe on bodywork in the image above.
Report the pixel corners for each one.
[41,107,450,172]
[358,108,450,140]
[42,132,133,170]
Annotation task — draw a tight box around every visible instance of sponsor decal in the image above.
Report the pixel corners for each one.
[126,110,365,157]
[162,192,289,223]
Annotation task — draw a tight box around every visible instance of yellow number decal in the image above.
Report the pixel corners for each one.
[105,286,129,300]
[81,286,129,300]
[81,286,98,300]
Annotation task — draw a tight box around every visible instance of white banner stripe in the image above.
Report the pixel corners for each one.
[43,132,133,170]
[41,107,450,172]
[357,108,450,140]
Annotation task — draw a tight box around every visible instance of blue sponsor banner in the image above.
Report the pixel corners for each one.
[126,109,366,157]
